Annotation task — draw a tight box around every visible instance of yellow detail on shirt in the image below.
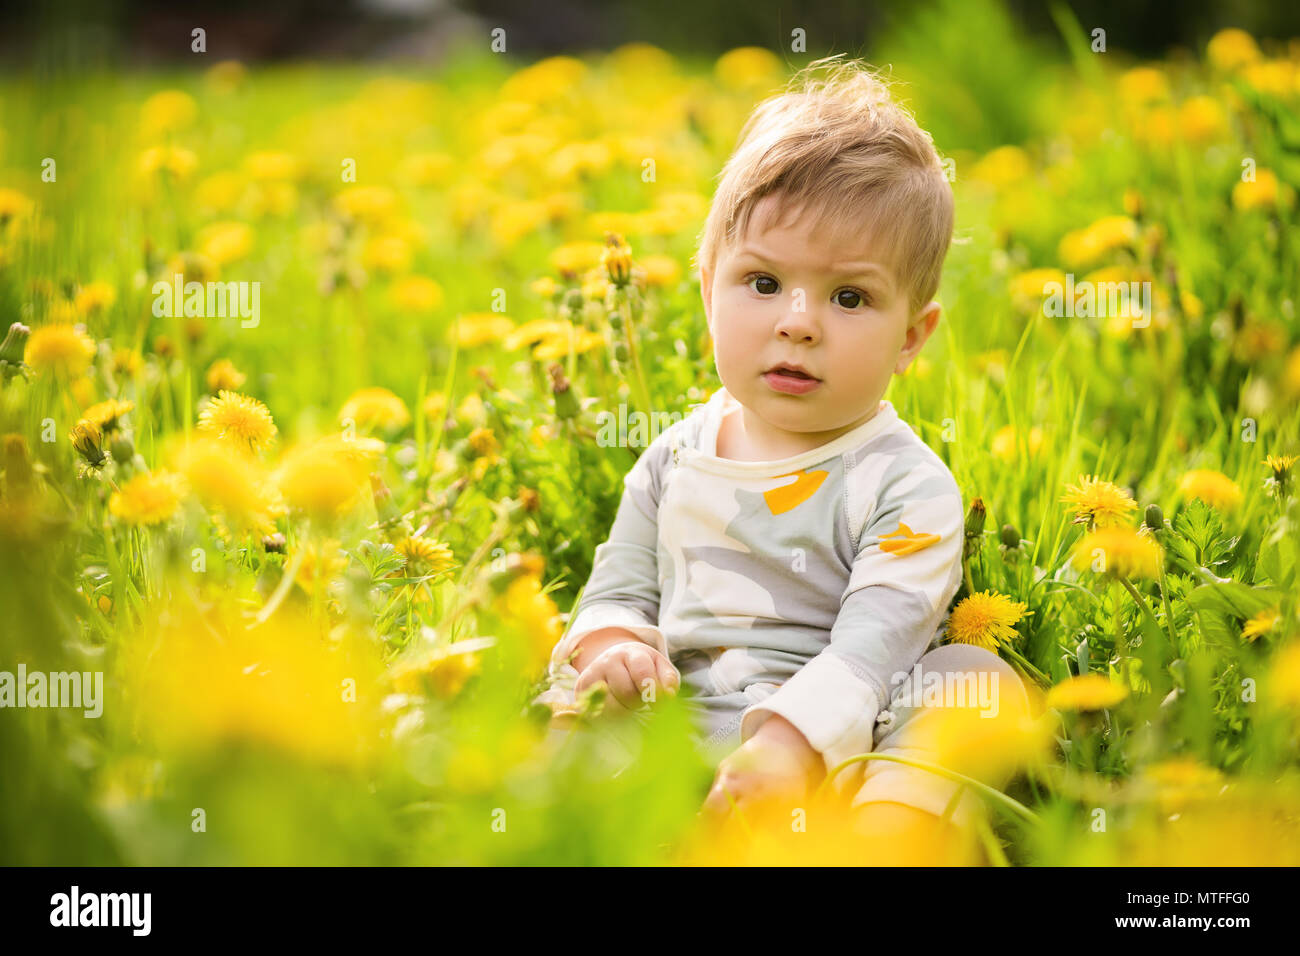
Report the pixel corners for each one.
[763,468,829,515]
[878,522,941,555]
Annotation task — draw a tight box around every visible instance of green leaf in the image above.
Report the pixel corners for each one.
[1185,579,1283,621]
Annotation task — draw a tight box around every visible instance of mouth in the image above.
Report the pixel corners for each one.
[762,364,823,395]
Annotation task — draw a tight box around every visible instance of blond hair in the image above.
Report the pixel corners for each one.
[693,56,954,313]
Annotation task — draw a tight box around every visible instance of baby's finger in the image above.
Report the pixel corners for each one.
[605,661,643,712]
[623,652,660,704]
[654,655,680,696]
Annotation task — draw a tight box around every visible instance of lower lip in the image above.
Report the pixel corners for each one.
[763,371,822,395]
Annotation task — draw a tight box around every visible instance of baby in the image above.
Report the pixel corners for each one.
[535,57,1026,841]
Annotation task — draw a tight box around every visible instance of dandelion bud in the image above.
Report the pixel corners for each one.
[601,233,633,287]
[547,362,580,420]
[964,497,986,538]
[613,342,629,364]
[69,418,106,468]
[0,322,30,365]
[1000,523,1021,549]
[518,485,540,512]
[108,432,135,467]
[607,310,623,330]
[262,532,286,553]
[563,289,584,313]
[1144,503,1164,531]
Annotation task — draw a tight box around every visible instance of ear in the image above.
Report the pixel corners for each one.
[895,301,941,375]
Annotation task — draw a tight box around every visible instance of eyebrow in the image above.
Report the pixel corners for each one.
[734,246,895,287]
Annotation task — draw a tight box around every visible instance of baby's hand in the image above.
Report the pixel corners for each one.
[575,641,680,716]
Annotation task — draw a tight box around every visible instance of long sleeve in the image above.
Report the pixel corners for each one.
[533,429,678,712]
[738,458,965,784]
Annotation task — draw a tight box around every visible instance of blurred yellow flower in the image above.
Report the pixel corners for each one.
[500,571,564,668]
[1118,66,1170,105]
[945,590,1029,651]
[122,603,382,766]
[991,424,1043,462]
[361,235,412,274]
[198,390,277,453]
[549,241,605,278]
[292,538,347,591]
[205,59,247,93]
[1177,95,1228,143]
[395,536,455,574]
[390,275,444,313]
[1071,526,1163,580]
[275,435,378,520]
[196,221,254,265]
[1241,607,1280,643]
[206,358,246,392]
[83,398,134,433]
[109,470,186,525]
[1061,474,1137,528]
[1008,268,1065,310]
[334,185,398,225]
[25,324,95,376]
[503,319,572,351]
[0,187,35,221]
[1046,673,1128,711]
[1058,216,1138,269]
[639,254,682,287]
[339,387,410,433]
[1232,168,1282,211]
[137,145,199,182]
[502,56,587,103]
[714,46,783,91]
[1268,642,1300,710]
[398,152,453,187]
[452,312,515,348]
[970,145,1032,188]
[1177,469,1242,510]
[140,89,197,136]
[391,647,481,698]
[243,150,300,181]
[1207,28,1261,73]
[74,281,116,315]
[175,437,280,535]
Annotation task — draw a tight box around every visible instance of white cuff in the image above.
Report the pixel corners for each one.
[739,653,880,792]
[551,602,668,667]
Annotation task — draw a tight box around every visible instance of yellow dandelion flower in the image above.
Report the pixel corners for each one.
[109,470,186,525]
[206,358,246,392]
[69,419,106,467]
[1177,469,1242,510]
[137,145,199,182]
[1287,345,1300,398]
[1072,526,1163,580]
[1118,66,1170,105]
[970,145,1032,188]
[361,235,412,275]
[82,398,134,433]
[339,387,410,433]
[944,590,1030,651]
[0,187,35,222]
[1061,474,1137,528]
[455,393,487,428]
[175,438,279,535]
[1008,268,1066,311]
[503,319,572,352]
[1058,215,1139,269]
[639,254,682,287]
[243,150,300,182]
[530,276,559,299]
[422,392,448,423]
[196,221,254,266]
[549,241,605,278]
[292,538,347,592]
[532,327,605,361]
[390,275,444,313]
[1241,608,1280,643]
[1232,168,1282,212]
[714,46,783,91]
[1268,642,1300,710]
[991,425,1044,463]
[74,281,116,316]
[1046,673,1129,711]
[1207,28,1261,73]
[1139,758,1226,814]
[275,435,377,520]
[140,89,197,136]
[197,390,277,453]
[1178,96,1228,144]
[397,151,453,187]
[601,233,633,286]
[500,572,564,668]
[392,649,481,699]
[466,427,499,458]
[195,171,248,212]
[452,313,515,349]
[396,536,455,573]
[334,185,398,225]
[25,324,96,377]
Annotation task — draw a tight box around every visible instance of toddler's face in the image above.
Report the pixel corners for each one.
[700,193,940,455]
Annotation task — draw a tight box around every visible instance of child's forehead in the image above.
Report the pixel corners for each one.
[732,195,901,276]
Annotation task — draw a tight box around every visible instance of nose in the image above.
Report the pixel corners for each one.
[773,299,820,345]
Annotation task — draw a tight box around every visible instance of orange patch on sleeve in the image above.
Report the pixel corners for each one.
[878,521,941,555]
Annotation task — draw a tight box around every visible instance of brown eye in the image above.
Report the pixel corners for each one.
[835,289,865,309]
[749,275,779,295]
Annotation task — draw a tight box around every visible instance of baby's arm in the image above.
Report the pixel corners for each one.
[534,430,681,715]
